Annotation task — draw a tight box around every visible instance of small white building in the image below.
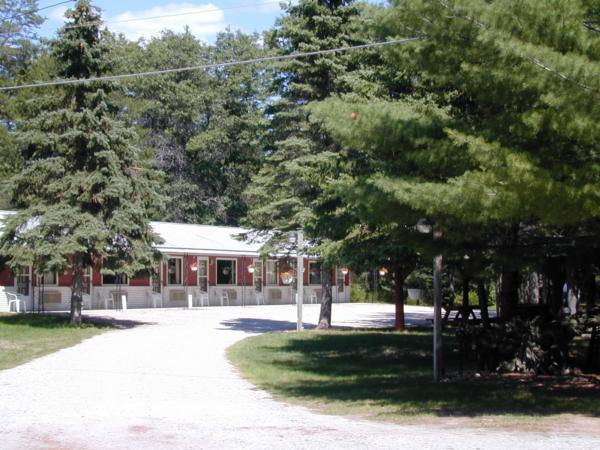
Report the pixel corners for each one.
[0,212,350,312]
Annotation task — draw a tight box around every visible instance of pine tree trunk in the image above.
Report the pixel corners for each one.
[545,259,565,317]
[394,266,406,331]
[70,255,84,325]
[477,280,490,328]
[582,265,597,312]
[462,277,470,326]
[317,264,333,329]
[498,269,519,319]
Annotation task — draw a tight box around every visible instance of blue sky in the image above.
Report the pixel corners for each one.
[38,0,288,42]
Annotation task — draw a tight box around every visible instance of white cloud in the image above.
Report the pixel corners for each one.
[48,5,69,21]
[106,3,225,41]
[258,0,286,13]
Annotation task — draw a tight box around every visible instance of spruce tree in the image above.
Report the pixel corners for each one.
[0,0,163,324]
[244,0,374,327]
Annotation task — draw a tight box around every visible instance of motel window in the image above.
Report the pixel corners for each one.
[83,267,91,295]
[102,273,128,285]
[16,267,30,296]
[37,271,57,286]
[216,259,236,285]
[336,268,345,293]
[265,260,278,285]
[152,263,161,294]
[253,260,263,292]
[167,258,182,285]
[309,261,322,285]
[102,258,128,285]
[197,258,208,292]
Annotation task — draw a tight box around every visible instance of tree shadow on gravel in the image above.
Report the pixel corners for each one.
[220,318,316,333]
[0,313,153,330]
[258,331,600,417]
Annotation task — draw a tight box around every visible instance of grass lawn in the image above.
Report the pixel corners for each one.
[227,329,600,430]
[0,313,110,370]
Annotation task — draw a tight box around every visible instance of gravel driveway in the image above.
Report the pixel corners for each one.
[0,303,597,449]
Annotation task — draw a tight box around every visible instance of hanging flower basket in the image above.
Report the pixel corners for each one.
[280,271,294,285]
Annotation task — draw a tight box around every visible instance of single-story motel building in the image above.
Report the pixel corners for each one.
[0,211,350,312]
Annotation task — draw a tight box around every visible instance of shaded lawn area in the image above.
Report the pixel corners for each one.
[0,313,111,370]
[227,329,600,428]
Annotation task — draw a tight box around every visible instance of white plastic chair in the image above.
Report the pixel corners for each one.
[146,290,162,308]
[104,292,115,310]
[196,290,209,307]
[255,292,264,305]
[7,292,26,312]
[219,290,230,307]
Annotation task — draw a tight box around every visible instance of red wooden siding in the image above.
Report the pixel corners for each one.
[0,265,13,286]
[303,258,309,286]
[331,267,336,286]
[236,256,253,286]
[208,256,216,286]
[59,268,73,286]
[185,254,197,286]
[92,266,102,286]
[129,276,150,287]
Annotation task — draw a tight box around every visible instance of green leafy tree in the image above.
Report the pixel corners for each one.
[119,28,267,225]
[0,0,164,324]
[308,0,600,327]
[1,0,44,207]
[0,0,43,78]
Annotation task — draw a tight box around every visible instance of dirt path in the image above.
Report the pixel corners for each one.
[0,304,597,449]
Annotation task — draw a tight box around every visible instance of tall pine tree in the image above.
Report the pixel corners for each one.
[0,0,163,324]
[244,0,374,327]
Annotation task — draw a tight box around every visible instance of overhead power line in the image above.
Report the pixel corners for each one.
[63,1,286,30]
[8,0,74,19]
[37,0,74,12]
[0,37,420,92]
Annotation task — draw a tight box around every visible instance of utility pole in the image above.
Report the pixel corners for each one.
[297,230,304,331]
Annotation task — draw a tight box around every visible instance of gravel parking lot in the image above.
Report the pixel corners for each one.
[0,303,597,449]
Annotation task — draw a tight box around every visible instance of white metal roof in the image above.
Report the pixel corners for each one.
[0,211,262,256]
[0,210,15,232]
[150,221,262,256]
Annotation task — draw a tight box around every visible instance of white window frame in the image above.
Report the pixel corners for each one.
[336,267,345,293]
[101,273,128,286]
[37,271,58,286]
[265,259,278,286]
[216,258,237,286]
[308,261,322,286]
[83,267,91,295]
[252,259,263,292]
[16,266,31,296]
[167,257,183,286]
[197,257,209,292]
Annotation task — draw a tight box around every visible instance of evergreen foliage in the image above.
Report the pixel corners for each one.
[308,0,600,323]
[244,0,381,327]
[0,0,164,323]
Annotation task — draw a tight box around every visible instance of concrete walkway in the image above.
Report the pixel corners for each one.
[0,304,597,449]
